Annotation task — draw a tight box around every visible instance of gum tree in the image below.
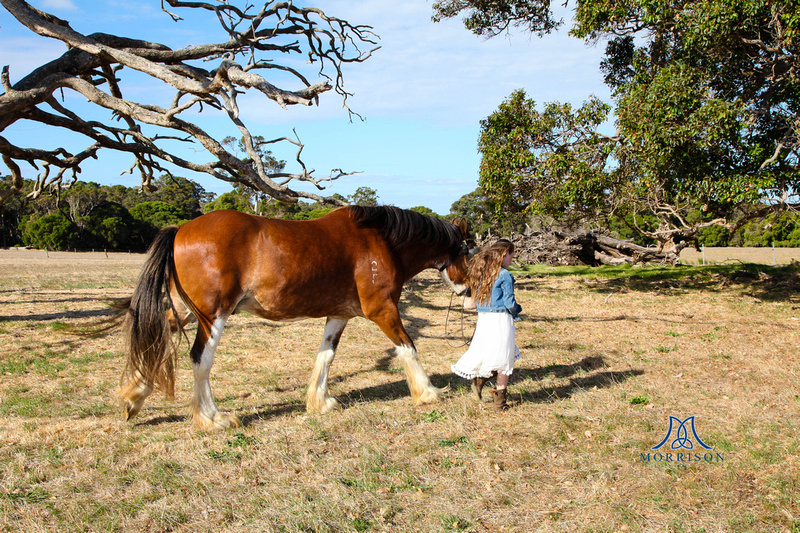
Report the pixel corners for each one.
[1,0,377,207]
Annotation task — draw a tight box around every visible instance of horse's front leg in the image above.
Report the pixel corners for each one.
[395,343,442,405]
[370,308,443,406]
[306,317,349,414]
[190,316,240,430]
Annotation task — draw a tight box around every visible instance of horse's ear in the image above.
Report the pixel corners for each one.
[457,218,469,235]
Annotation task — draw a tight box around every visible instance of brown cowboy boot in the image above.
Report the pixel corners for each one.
[492,388,510,411]
[470,376,491,401]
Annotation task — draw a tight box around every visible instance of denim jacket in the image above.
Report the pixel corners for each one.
[475,268,522,320]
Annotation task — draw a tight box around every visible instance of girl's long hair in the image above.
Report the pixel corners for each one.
[467,239,515,305]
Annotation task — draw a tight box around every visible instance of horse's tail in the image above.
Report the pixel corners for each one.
[122,225,180,399]
[67,297,131,338]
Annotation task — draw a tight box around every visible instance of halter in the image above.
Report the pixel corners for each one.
[437,240,472,272]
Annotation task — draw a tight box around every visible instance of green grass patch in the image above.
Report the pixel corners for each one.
[437,436,468,447]
[442,515,471,532]
[0,389,54,418]
[629,395,650,405]
[422,410,446,422]
[47,321,70,331]
[4,486,50,504]
[514,262,794,283]
[227,432,259,449]
[654,345,679,353]
[0,350,67,376]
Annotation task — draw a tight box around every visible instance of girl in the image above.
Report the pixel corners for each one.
[452,239,523,411]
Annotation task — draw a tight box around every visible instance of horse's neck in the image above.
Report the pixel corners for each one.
[399,246,448,280]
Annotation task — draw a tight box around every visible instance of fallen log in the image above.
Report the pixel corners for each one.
[503,230,682,266]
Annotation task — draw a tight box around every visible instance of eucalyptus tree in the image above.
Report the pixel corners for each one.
[436,0,800,246]
[1,0,377,207]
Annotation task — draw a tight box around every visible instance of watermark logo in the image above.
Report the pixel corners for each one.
[641,416,724,463]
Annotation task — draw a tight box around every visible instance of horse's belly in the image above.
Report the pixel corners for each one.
[236,293,363,320]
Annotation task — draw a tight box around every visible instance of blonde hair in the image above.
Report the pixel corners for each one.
[467,239,515,305]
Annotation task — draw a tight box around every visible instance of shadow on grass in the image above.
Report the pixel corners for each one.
[0,308,114,323]
[240,403,306,426]
[130,356,644,426]
[515,369,645,404]
[453,355,645,403]
[134,413,189,427]
[515,263,800,303]
[340,355,644,408]
[134,401,306,427]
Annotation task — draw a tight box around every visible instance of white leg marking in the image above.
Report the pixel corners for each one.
[120,369,153,420]
[396,344,440,405]
[307,318,348,414]
[192,318,238,429]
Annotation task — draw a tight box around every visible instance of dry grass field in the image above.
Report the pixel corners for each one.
[1,248,799,532]
[681,247,800,266]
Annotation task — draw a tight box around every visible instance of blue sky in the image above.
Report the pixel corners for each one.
[1,1,610,215]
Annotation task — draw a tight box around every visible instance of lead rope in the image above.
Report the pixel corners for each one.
[445,292,475,348]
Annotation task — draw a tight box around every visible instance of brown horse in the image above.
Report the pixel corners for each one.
[118,205,471,429]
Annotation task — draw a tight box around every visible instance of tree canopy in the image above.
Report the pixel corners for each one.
[1,0,377,208]
[436,0,800,245]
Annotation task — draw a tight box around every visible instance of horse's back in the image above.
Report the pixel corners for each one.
[175,208,351,259]
[171,209,376,320]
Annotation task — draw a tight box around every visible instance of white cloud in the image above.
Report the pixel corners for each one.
[230,1,609,130]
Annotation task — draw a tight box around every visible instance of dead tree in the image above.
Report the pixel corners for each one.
[0,0,378,206]
[506,230,685,266]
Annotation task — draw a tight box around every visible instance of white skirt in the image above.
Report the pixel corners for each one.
[451,312,522,379]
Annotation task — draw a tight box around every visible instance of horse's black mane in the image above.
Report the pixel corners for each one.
[347,205,463,252]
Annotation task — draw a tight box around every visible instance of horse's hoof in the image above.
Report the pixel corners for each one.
[215,413,241,429]
[120,381,152,422]
[124,402,141,421]
[193,411,240,431]
[306,394,339,414]
[320,396,339,414]
[414,387,440,406]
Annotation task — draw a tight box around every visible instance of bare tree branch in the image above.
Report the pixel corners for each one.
[0,0,379,206]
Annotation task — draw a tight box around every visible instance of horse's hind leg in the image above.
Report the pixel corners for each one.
[306,317,349,414]
[120,372,153,421]
[166,292,193,332]
[190,316,240,430]
[121,293,194,421]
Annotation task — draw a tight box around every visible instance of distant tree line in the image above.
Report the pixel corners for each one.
[0,174,413,251]
[2,172,796,252]
[1,175,209,251]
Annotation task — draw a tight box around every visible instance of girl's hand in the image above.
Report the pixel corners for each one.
[463,296,476,310]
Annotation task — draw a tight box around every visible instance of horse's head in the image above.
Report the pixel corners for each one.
[439,219,474,296]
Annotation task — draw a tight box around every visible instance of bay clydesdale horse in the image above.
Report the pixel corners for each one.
[117,205,472,429]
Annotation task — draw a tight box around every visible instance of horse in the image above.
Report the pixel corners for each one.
[117,205,472,430]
